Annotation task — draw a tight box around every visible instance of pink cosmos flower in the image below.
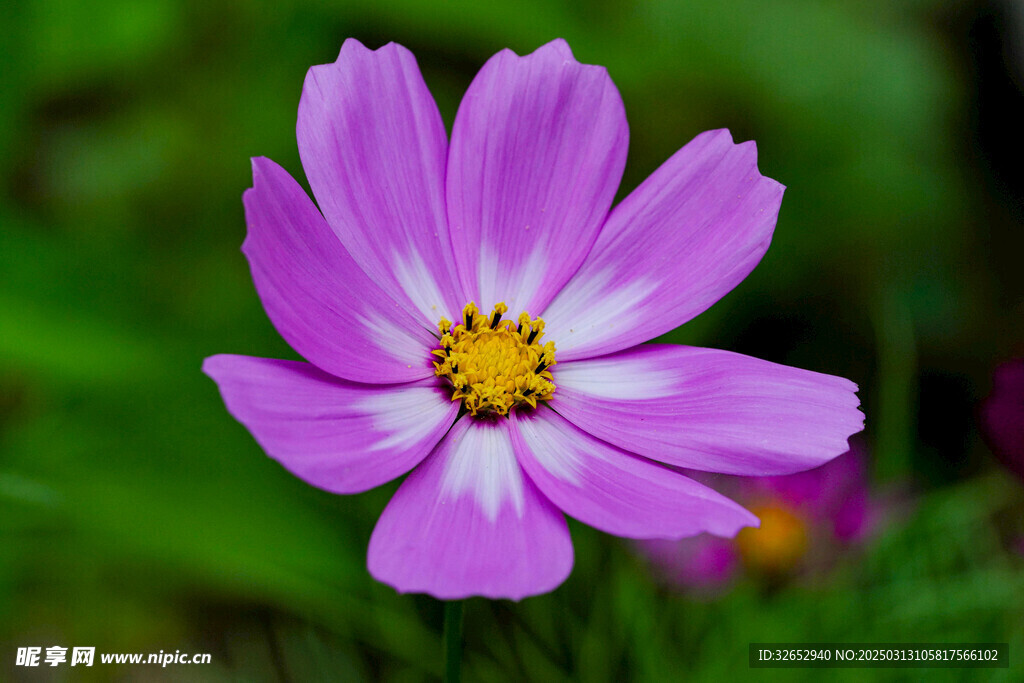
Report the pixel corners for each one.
[638,534,739,598]
[203,39,864,600]
[638,445,874,592]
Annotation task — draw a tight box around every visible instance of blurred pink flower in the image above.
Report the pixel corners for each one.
[744,440,870,545]
[638,444,874,591]
[980,358,1024,482]
[638,535,738,598]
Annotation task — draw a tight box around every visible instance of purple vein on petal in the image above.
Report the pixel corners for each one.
[367,416,573,600]
[202,355,459,494]
[543,129,784,360]
[298,39,465,326]
[242,157,436,384]
[446,38,629,317]
[550,344,864,475]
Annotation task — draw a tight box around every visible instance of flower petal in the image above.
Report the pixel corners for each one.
[446,39,628,316]
[367,417,573,600]
[510,408,757,539]
[297,39,463,325]
[203,355,458,493]
[542,129,785,360]
[243,156,436,383]
[980,358,1024,482]
[550,345,863,475]
[636,535,739,591]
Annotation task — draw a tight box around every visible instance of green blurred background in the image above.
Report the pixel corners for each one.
[2,0,1023,680]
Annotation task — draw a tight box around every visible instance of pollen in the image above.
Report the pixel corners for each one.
[432,302,556,417]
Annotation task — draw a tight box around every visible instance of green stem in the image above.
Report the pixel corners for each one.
[443,600,464,683]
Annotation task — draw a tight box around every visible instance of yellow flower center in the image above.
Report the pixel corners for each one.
[432,302,556,417]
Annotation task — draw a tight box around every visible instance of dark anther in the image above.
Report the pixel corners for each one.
[451,363,459,374]
[490,311,502,329]
[535,361,548,373]
[527,329,540,345]
[465,310,474,328]
[522,388,534,397]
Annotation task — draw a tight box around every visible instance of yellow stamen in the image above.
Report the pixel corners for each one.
[433,302,556,417]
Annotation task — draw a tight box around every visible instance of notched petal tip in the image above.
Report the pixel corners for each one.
[700,129,786,194]
[319,38,415,72]
[707,127,735,142]
[241,158,285,255]
[738,137,786,195]
[241,158,270,210]
[248,155,268,175]
[304,39,400,103]
[499,37,608,72]
[324,38,414,69]
[851,397,866,423]
[830,378,866,437]
[247,156,289,193]
[539,37,576,61]
[338,36,369,55]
